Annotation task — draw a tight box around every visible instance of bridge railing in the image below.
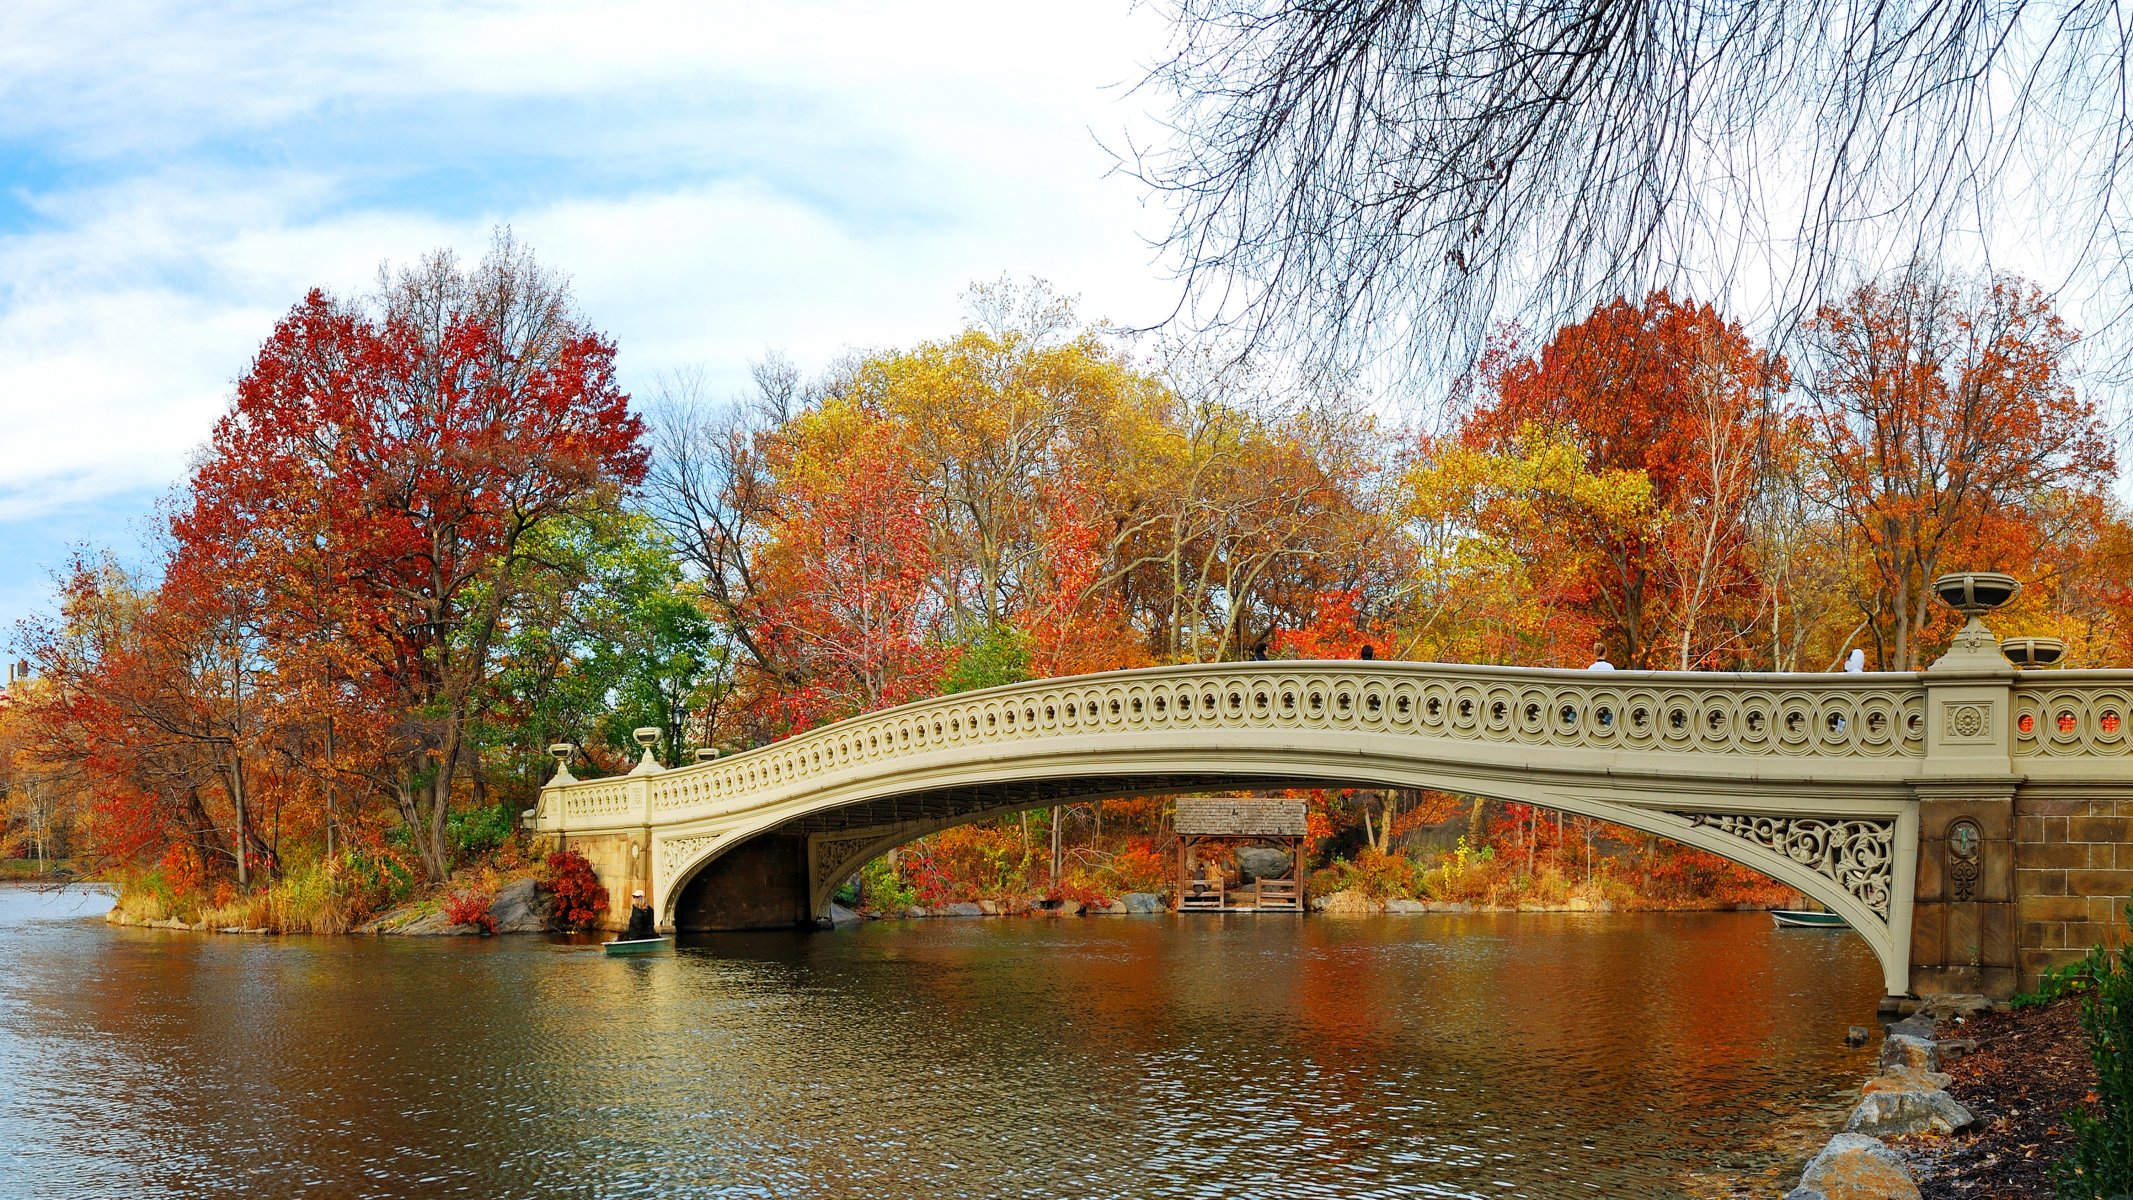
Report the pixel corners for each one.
[2012,672,2133,759]
[529,661,1955,834]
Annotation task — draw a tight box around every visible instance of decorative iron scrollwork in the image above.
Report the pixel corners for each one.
[657,833,724,890]
[1947,819,1981,903]
[1683,813,1895,917]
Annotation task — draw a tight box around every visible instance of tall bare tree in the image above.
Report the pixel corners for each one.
[1135,0,2133,377]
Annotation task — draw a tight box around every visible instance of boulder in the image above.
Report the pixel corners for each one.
[1935,1037,1979,1063]
[943,901,986,918]
[487,878,550,934]
[977,900,1002,916]
[1917,993,1994,1022]
[1236,847,1295,882]
[1383,897,1429,914]
[823,903,863,926]
[1312,889,1377,913]
[1792,1133,1921,1200]
[1846,1026,1871,1047]
[903,906,929,918]
[1885,1015,1939,1040]
[1093,900,1129,915]
[1424,901,1475,914]
[1861,1066,1954,1094]
[1879,1034,1941,1073]
[378,906,484,936]
[1033,899,1083,917]
[1846,1088,1974,1137]
[1122,892,1164,914]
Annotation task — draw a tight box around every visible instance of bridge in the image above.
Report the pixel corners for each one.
[526,596,2133,1002]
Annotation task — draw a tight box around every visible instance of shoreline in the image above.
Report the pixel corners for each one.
[1767,994,2097,1199]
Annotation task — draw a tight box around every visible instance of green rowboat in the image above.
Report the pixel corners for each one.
[1771,909,1848,929]
[602,936,673,956]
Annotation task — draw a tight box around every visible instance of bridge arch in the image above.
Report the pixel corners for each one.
[535,661,1935,996]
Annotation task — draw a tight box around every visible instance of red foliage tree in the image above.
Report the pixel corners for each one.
[1466,293,1787,666]
[174,246,645,881]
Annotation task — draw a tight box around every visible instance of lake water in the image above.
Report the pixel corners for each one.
[0,886,1884,1198]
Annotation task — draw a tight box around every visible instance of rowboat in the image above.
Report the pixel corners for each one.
[1771,909,1848,929]
[602,936,673,956]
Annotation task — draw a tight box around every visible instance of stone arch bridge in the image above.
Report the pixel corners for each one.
[527,640,2133,1001]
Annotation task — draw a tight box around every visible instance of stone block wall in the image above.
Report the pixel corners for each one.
[547,830,644,933]
[2015,794,2132,993]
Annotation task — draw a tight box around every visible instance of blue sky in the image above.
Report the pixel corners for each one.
[0,1,1176,638]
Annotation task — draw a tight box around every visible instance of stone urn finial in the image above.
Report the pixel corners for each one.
[2000,636,2066,668]
[1928,572,2021,671]
[546,742,576,786]
[630,726,664,774]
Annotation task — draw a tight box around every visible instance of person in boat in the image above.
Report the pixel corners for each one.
[623,889,656,940]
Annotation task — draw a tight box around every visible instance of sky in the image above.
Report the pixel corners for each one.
[0,0,1180,639]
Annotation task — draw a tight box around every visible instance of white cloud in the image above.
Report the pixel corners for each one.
[0,1,1180,633]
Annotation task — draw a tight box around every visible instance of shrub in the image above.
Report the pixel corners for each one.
[447,804,519,867]
[442,889,497,935]
[2053,916,2133,1199]
[1100,840,1172,896]
[536,849,609,930]
[859,855,916,914]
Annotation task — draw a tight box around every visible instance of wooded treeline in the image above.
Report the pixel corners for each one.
[1,239,2124,916]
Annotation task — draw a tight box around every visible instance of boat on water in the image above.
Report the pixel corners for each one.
[602,936,673,956]
[1771,909,1848,929]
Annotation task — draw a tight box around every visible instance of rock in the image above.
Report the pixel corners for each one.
[902,906,929,918]
[487,878,550,934]
[978,900,1001,916]
[1935,1037,1979,1063]
[1861,1066,1954,1093]
[823,903,863,926]
[1424,900,1474,913]
[384,907,483,936]
[1885,1014,1939,1040]
[943,901,985,917]
[1094,900,1129,915]
[1312,889,1377,913]
[1846,1026,1871,1047]
[1033,899,1082,917]
[1793,1133,1921,1200]
[1917,993,1993,1021]
[1846,1088,1975,1137]
[1383,897,1428,913]
[1122,892,1163,914]
[1236,847,1295,882]
[1879,1034,1941,1073]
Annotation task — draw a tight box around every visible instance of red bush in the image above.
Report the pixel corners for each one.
[442,889,497,934]
[536,849,609,930]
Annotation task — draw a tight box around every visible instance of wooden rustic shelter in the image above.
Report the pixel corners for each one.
[1174,796,1308,912]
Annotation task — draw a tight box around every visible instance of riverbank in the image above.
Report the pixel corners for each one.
[1909,996,2096,1198]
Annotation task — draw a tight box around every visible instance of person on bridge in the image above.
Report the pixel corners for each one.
[1586,641,1615,671]
[624,889,655,940]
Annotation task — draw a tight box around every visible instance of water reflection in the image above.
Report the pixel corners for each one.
[0,890,1880,1198]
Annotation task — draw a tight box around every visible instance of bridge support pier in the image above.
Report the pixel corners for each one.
[1909,787,2018,998]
